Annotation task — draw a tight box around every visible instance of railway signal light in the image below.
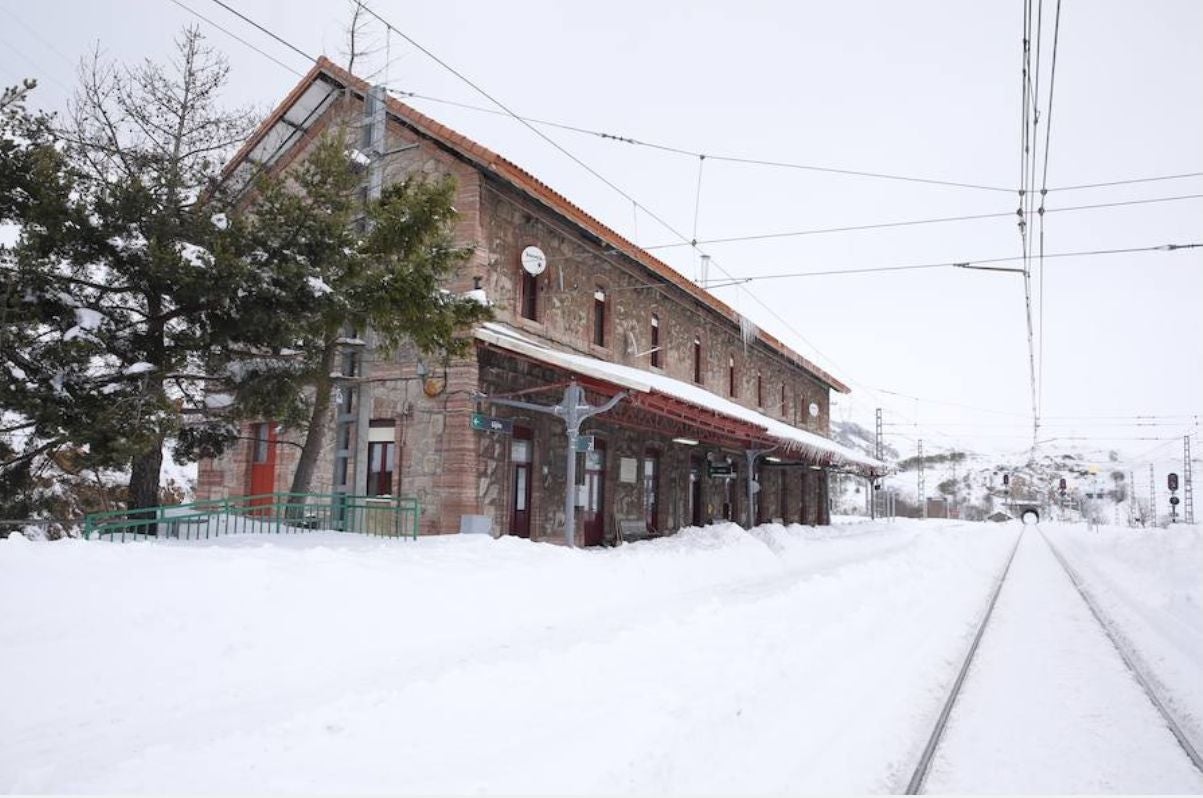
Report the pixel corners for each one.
[1002,474,1010,487]
[1168,473,1179,491]
[1058,478,1067,493]
[1170,496,1181,506]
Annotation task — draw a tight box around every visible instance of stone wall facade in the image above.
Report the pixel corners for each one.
[199,73,839,542]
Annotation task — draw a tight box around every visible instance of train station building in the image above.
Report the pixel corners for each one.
[197,58,885,544]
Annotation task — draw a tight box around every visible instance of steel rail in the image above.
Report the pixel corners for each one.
[904,528,1025,794]
[1037,526,1203,776]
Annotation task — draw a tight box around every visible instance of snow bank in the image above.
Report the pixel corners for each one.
[1,520,1017,793]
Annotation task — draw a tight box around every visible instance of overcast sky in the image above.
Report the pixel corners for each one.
[2,0,1200,470]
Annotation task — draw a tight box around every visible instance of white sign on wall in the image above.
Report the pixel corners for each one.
[619,457,638,483]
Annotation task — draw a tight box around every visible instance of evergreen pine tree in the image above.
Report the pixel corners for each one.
[234,130,493,497]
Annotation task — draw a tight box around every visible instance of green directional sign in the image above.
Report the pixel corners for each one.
[470,412,513,435]
[573,435,595,453]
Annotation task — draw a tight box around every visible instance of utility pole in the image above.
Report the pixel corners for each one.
[348,86,389,512]
[346,85,418,521]
[744,447,776,528]
[476,382,625,547]
[1185,435,1195,524]
[872,407,882,520]
[917,439,926,519]
[1128,470,1137,526]
[1149,463,1157,527]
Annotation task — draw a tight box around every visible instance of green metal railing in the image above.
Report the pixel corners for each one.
[83,492,420,542]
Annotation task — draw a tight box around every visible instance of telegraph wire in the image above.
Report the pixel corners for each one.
[186,0,1199,458]
[392,88,1203,196]
[697,242,1201,287]
[184,2,1202,205]
[641,193,1203,251]
[1017,0,1040,450]
[206,0,317,64]
[170,0,307,77]
[1036,0,1064,426]
[1051,172,1203,192]
[345,0,892,405]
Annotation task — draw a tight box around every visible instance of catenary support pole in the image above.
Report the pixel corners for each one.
[743,447,776,528]
[476,382,625,547]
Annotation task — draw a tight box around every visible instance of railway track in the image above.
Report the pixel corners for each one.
[903,523,1203,794]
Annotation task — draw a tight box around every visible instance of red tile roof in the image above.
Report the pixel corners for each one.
[222,57,851,394]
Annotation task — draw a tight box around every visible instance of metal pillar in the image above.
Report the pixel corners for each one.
[346,85,389,511]
[918,439,926,519]
[743,447,776,528]
[1128,470,1137,526]
[1149,463,1157,526]
[476,382,625,547]
[872,407,882,520]
[1185,436,1195,525]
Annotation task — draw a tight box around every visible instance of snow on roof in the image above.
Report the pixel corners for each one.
[475,323,885,473]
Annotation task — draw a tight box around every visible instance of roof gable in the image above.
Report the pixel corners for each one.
[222,57,851,394]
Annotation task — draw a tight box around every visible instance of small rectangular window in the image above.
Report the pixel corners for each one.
[593,287,607,347]
[650,314,661,368]
[252,423,269,463]
[728,357,736,398]
[520,271,538,320]
[693,337,702,384]
[757,374,764,408]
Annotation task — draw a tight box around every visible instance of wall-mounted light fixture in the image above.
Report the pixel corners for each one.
[672,437,699,446]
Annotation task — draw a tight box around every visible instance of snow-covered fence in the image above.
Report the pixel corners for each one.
[82,493,420,542]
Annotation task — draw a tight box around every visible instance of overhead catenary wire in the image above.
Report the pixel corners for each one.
[344,0,893,406]
[205,0,317,64]
[171,0,307,77]
[387,89,1203,197]
[190,1,1199,459]
[1016,0,1041,450]
[696,242,1201,288]
[640,193,1203,250]
[1037,0,1064,427]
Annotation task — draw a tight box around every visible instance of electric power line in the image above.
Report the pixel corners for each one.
[171,0,308,77]
[388,89,1203,198]
[640,193,1203,251]
[698,242,1201,287]
[206,0,317,64]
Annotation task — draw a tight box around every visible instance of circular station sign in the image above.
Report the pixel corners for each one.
[808,402,820,418]
[520,245,547,276]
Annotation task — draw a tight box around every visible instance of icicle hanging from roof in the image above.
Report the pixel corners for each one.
[739,313,758,351]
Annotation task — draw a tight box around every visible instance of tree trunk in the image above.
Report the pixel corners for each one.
[128,436,165,534]
[288,341,339,497]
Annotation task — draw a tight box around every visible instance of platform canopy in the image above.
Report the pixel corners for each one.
[475,323,886,475]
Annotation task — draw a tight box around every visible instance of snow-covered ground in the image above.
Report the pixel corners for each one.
[1,519,1199,793]
[1044,522,1203,752]
[926,527,1203,793]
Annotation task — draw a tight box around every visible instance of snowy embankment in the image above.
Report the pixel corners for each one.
[2,520,1016,793]
[1044,522,1203,750]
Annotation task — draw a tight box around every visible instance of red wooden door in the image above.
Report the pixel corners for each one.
[248,422,277,512]
[582,439,606,546]
[510,426,533,538]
